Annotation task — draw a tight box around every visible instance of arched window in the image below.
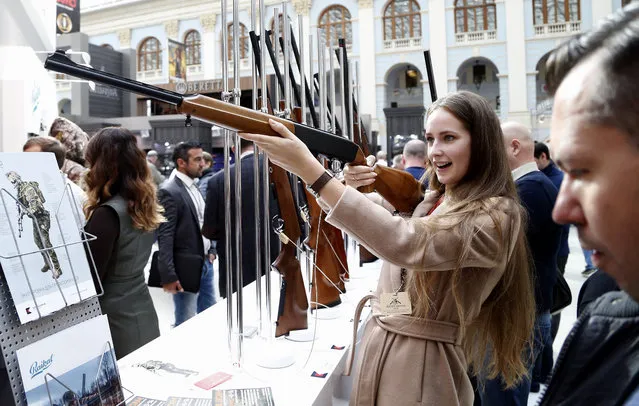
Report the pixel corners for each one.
[184,30,201,65]
[138,37,161,71]
[533,0,580,25]
[227,23,249,60]
[318,5,352,48]
[454,0,496,33]
[383,0,421,40]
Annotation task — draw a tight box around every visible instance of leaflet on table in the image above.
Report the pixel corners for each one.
[212,388,275,406]
[16,315,124,406]
[128,396,167,406]
[0,152,96,323]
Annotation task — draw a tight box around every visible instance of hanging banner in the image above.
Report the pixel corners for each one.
[168,39,187,84]
[56,0,80,34]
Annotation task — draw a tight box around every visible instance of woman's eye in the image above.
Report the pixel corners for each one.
[426,137,434,143]
[444,135,455,141]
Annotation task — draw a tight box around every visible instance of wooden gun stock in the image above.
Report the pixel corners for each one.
[255,101,308,337]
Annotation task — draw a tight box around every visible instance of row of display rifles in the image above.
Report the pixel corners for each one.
[43,20,427,345]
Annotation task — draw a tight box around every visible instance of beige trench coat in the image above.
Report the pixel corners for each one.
[323,188,521,406]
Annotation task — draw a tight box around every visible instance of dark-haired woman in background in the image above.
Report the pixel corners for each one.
[84,127,164,359]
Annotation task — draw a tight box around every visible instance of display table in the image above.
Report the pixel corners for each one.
[118,260,381,405]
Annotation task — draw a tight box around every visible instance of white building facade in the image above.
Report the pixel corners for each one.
[74,0,632,151]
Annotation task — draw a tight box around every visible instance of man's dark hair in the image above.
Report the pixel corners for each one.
[172,141,202,165]
[23,136,66,169]
[545,3,639,144]
[534,141,550,160]
[239,138,253,151]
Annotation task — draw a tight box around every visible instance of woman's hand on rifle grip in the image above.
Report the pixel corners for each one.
[343,156,377,189]
[239,119,325,185]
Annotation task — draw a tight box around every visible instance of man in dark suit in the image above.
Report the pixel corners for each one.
[534,141,571,381]
[202,139,279,299]
[481,122,562,404]
[158,141,214,326]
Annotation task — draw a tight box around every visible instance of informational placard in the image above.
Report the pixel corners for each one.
[56,0,80,34]
[16,315,124,406]
[0,152,97,323]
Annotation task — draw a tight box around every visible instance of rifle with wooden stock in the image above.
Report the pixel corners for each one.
[247,32,309,336]
[44,51,423,212]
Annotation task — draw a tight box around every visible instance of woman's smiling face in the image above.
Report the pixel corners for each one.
[425,108,472,188]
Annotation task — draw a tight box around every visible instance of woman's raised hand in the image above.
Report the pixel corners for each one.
[343,155,377,188]
[239,119,325,184]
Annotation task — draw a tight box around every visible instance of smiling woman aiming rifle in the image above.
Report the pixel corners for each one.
[240,91,535,405]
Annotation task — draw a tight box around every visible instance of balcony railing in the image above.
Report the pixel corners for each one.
[534,21,581,37]
[383,37,422,50]
[136,69,163,81]
[187,64,203,76]
[227,58,250,70]
[455,30,497,44]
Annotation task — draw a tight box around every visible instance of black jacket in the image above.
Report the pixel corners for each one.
[540,291,639,405]
[157,176,205,284]
[516,171,562,313]
[202,154,279,297]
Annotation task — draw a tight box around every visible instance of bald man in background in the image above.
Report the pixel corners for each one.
[401,139,428,181]
[481,122,562,404]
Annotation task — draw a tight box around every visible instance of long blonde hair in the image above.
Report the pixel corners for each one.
[84,127,164,231]
[408,91,535,387]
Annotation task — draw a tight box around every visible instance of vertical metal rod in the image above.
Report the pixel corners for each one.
[328,48,336,134]
[298,15,306,125]
[338,50,347,139]
[259,1,267,115]
[273,8,280,108]
[347,60,354,142]
[283,3,291,117]
[317,31,325,131]
[232,0,244,366]
[260,0,272,339]
[308,34,314,124]
[251,0,263,337]
[354,60,360,120]
[221,0,236,364]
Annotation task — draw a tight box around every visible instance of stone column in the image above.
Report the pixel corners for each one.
[428,0,448,99]
[358,0,377,119]
[504,0,528,122]
[200,13,217,79]
[591,0,613,26]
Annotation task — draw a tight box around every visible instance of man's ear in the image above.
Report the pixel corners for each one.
[542,152,549,161]
[176,158,186,169]
[511,139,521,156]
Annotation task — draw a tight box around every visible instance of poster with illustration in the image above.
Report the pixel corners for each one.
[0,152,96,324]
[168,39,187,84]
[16,315,124,406]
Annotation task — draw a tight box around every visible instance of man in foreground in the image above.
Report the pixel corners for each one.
[539,3,639,404]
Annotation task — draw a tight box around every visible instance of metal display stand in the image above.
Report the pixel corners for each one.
[0,182,107,404]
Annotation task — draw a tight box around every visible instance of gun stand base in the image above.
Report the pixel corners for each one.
[312,304,341,320]
[256,339,296,369]
[242,324,258,338]
[286,322,318,342]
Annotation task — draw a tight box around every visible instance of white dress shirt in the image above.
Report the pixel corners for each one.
[174,170,209,253]
[511,161,539,181]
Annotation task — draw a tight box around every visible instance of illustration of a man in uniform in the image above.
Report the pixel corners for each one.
[5,171,62,279]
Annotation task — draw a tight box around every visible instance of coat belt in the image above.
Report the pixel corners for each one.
[344,294,461,377]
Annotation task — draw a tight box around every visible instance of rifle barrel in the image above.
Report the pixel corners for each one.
[44,50,360,164]
[45,50,183,105]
